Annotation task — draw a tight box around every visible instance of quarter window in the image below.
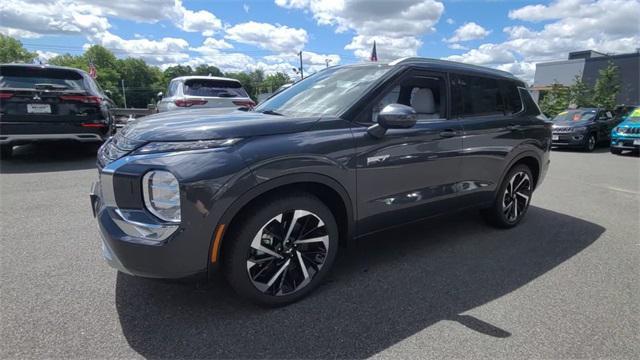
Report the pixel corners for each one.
[500,81,523,114]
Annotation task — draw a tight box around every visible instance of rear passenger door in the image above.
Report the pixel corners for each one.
[452,74,526,205]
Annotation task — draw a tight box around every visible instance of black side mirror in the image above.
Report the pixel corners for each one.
[368,103,417,138]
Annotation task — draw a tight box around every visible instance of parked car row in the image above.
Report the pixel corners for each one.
[550,106,639,154]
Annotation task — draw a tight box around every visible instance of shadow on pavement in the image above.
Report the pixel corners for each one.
[115,206,604,359]
[0,142,99,174]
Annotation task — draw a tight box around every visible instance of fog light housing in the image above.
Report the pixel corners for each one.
[142,170,181,223]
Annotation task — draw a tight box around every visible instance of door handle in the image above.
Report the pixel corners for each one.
[439,129,459,138]
[507,123,521,131]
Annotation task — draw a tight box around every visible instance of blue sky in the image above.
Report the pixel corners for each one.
[2,0,638,82]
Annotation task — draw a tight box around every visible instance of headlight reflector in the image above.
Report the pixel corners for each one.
[133,138,240,155]
[142,170,181,223]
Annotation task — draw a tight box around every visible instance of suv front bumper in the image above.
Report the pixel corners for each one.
[551,132,588,147]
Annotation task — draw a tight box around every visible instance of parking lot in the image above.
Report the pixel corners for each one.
[1,143,638,359]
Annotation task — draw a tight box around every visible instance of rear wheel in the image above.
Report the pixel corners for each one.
[583,133,597,152]
[0,145,12,159]
[223,192,338,306]
[482,164,533,228]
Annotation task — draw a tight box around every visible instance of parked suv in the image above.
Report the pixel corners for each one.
[0,64,114,158]
[91,59,551,306]
[610,106,640,154]
[156,76,254,113]
[550,108,618,151]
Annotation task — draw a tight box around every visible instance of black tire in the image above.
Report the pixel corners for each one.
[223,192,339,306]
[0,144,12,159]
[583,133,596,152]
[610,147,622,155]
[482,164,534,228]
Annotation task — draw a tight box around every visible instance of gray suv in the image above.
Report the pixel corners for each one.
[92,58,551,306]
[156,76,254,113]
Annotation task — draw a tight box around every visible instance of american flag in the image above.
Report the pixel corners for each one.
[88,62,97,79]
[370,40,378,62]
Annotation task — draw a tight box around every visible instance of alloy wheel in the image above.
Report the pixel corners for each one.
[502,171,532,222]
[246,209,329,296]
[588,135,596,151]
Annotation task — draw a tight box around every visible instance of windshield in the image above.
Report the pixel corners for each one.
[0,66,86,90]
[255,65,391,117]
[552,109,597,122]
[625,108,640,122]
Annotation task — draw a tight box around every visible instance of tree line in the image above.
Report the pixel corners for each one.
[539,63,621,118]
[0,34,291,108]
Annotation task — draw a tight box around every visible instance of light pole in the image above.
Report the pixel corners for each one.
[325,58,332,68]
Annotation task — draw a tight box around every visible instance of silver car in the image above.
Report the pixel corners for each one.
[156,76,254,113]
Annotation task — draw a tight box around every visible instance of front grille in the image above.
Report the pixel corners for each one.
[617,126,640,135]
[98,133,145,166]
[553,127,574,133]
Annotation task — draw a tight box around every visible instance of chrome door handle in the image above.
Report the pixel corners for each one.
[439,129,459,138]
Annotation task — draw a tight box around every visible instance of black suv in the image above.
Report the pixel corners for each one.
[0,64,114,157]
[550,108,618,151]
[91,58,551,305]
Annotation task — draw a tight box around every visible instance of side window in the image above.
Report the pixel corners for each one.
[453,74,505,117]
[500,81,523,114]
[371,73,447,122]
[167,81,179,97]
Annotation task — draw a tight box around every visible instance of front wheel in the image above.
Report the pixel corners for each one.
[223,192,338,306]
[482,164,533,228]
[583,133,596,152]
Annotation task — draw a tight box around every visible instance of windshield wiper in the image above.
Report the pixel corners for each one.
[260,109,284,116]
[34,83,69,90]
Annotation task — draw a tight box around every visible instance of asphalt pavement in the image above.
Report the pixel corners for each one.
[1,143,638,359]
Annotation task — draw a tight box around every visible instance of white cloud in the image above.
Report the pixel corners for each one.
[446,22,491,43]
[192,37,234,51]
[444,0,640,83]
[172,0,222,36]
[448,43,468,50]
[87,31,190,64]
[225,21,308,52]
[275,0,445,60]
[446,18,455,25]
[0,26,41,38]
[243,3,250,13]
[36,50,60,62]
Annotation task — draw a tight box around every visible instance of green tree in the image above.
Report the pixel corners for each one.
[117,58,163,108]
[163,65,193,83]
[262,72,291,93]
[539,82,569,118]
[193,64,223,77]
[0,34,36,63]
[592,61,620,109]
[568,75,593,108]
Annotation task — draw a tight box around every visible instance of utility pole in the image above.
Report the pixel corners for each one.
[121,79,127,108]
[298,51,304,79]
[325,58,332,68]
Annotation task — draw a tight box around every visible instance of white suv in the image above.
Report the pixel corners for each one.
[156,76,254,113]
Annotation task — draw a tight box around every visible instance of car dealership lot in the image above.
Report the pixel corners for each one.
[1,144,638,359]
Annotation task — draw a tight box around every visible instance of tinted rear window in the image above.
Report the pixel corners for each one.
[453,75,504,117]
[500,81,523,114]
[0,66,86,90]
[183,79,248,97]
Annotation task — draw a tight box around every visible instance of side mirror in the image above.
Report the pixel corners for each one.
[157,91,164,99]
[368,104,417,138]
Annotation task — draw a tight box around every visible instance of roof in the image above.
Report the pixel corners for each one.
[170,75,241,82]
[390,57,519,80]
[0,63,89,74]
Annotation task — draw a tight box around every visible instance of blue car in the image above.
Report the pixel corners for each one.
[610,107,640,155]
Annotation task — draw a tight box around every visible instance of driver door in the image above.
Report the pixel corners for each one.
[352,69,464,235]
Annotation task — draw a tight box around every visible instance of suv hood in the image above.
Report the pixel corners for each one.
[120,108,320,141]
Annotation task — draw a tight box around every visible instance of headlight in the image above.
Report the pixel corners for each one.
[142,170,181,223]
[133,138,240,155]
[613,127,620,133]
[573,126,587,132]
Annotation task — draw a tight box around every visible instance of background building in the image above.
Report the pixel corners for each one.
[531,50,640,105]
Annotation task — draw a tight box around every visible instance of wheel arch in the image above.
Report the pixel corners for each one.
[210,173,355,267]
[501,151,542,190]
